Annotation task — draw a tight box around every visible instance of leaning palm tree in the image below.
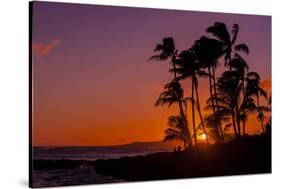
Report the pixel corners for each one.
[206,22,249,71]
[163,115,190,150]
[156,81,193,147]
[192,36,225,143]
[149,37,193,147]
[246,72,268,133]
[173,49,210,144]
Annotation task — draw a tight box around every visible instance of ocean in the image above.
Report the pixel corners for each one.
[33,143,173,161]
[32,142,174,187]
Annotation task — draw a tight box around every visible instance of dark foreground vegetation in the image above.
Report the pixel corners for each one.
[94,135,271,181]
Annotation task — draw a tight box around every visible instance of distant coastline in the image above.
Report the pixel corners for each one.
[32,140,177,148]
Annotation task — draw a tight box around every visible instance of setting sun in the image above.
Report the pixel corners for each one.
[200,133,207,140]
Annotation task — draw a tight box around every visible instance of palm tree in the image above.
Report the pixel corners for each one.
[203,23,250,139]
[206,23,249,71]
[246,72,268,133]
[149,37,193,147]
[211,70,241,139]
[173,49,210,144]
[155,81,193,147]
[149,37,178,78]
[238,94,257,135]
[192,36,225,143]
[229,53,249,135]
[163,115,190,149]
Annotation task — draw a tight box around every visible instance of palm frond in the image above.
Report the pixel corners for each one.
[234,43,249,54]
[148,54,169,61]
[231,24,239,45]
[206,22,231,45]
[258,87,268,98]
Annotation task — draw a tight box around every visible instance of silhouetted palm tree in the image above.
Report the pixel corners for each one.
[246,72,268,133]
[192,36,225,143]
[149,37,178,78]
[211,70,241,139]
[155,81,193,147]
[206,23,249,71]
[173,49,210,144]
[229,53,249,135]
[238,95,257,135]
[149,37,193,147]
[163,115,190,149]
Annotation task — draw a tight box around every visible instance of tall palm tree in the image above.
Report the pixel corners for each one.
[173,49,210,144]
[163,115,190,149]
[149,37,193,147]
[229,53,249,135]
[155,81,193,147]
[246,72,268,133]
[192,36,225,143]
[206,23,249,71]
[212,70,241,139]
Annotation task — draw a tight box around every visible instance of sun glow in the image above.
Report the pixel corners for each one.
[200,133,207,140]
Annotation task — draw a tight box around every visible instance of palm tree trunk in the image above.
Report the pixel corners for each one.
[171,56,177,79]
[172,55,193,147]
[231,111,238,139]
[212,67,225,143]
[242,117,246,136]
[178,100,193,147]
[242,79,246,136]
[207,66,221,143]
[235,103,241,137]
[191,78,197,146]
[194,81,210,144]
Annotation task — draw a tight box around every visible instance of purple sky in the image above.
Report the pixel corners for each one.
[32,1,271,146]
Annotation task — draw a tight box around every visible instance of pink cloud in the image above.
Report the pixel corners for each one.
[32,40,61,57]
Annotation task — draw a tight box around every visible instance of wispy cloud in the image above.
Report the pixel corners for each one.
[32,40,61,57]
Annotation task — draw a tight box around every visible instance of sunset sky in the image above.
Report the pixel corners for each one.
[32,2,271,146]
